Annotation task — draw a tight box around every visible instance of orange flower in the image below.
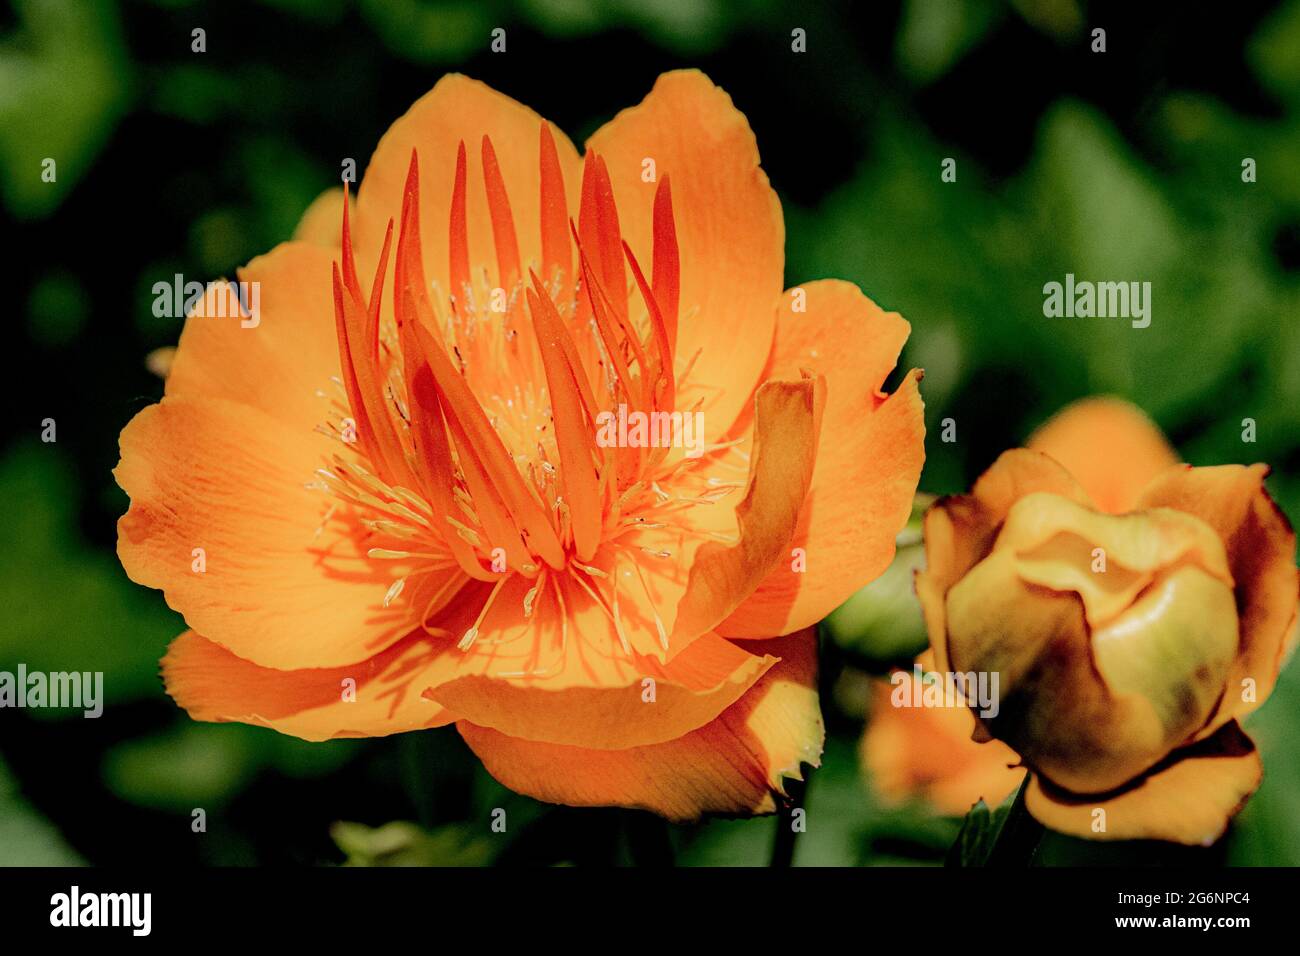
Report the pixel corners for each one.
[862,651,1025,816]
[917,397,1298,843]
[115,72,925,819]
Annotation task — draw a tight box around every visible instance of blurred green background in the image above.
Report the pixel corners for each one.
[3,0,1299,866]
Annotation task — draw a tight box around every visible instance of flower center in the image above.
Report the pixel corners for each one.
[312,131,744,656]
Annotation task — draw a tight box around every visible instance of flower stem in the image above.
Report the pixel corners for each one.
[770,772,811,867]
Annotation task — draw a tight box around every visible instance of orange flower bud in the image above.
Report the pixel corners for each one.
[917,398,1298,844]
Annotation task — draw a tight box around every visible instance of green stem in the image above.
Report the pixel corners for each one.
[985,777,1044,867]
[770,771,811,867]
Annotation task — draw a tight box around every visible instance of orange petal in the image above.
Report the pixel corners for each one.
[576,152,628,328]
[456,629,822,820]
[720,281,925,637]
[1136,464,1299,732]
[448,139,471,302]
[115,396,426,669]
[586,69,784,440]
[669,376,824,649]
[333,248,417,491]
[1027,397,1180,513]
[917,449,1091,673]
[624,237,676,416]
[480,134,522,289]
[292,187,346,247]
[863,653,1025,816]
[651,175,679,353]
[1025,721,1262,845]
[996,492,1234,627]
[164,242,342,435]
[526,282,602,560]
[162,630,457,741]
[423,569,645,685]
[352,74,582,303]
[428,628,775,749]
[538,124,571,291]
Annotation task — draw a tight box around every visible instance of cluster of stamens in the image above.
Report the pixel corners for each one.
[307,129,750,666]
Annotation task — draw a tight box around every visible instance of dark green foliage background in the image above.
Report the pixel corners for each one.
[2,0,1297,866]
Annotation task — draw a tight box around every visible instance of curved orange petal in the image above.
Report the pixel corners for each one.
[403,559,777,748]
[456,630,822,820]
[720,281,924,636]
[1136,464,1299,732]
[1025,721,1262,845]
[1026,397,1179,514]
[162,630,457,741]
[996,492,1233,626]
[668,376,823,650]
[428,629,775,749]
[353,74,583,298]
[586,69,784,440]
[917,449,1091,672]
[164,242,343,435]
[292,187,347,248]
[116,396,438,669]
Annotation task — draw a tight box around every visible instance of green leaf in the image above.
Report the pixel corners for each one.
[948,797,996,866]
[1227,657,1300,865]
[331,820,496,867]
[0,0,132,218]
[896,0,1003,85]
[1249,0,1300,105]
[103,723,360,811]
[0,444,180,708]
[947,779,1038,866]
[0,756,83,866]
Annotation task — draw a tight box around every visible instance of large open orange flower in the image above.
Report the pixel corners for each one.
[116,71,925,819]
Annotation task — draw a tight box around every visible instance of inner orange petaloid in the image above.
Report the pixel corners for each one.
[328,134,709,656]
